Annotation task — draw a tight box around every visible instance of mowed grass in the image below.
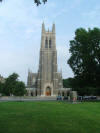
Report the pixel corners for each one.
[0,102,100,133]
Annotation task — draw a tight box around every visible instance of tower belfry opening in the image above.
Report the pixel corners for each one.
[49,38,52,48]
[45,37,48,48]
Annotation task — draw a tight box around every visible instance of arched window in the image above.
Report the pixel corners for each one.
[49,39,52,48]
[45,37,48,48]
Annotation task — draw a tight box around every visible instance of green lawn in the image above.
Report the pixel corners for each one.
[0,102,100,133]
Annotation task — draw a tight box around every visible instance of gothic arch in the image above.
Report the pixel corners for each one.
[44,83,53,96]
[45,86,51,96]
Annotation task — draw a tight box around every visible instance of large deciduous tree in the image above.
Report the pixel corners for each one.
[13,81,26,96]
[68,28,100,95]
[3,73,19,95]
[63,78,73,88]
[2,73,26,96]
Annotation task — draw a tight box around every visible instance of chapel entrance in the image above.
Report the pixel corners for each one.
[45,87,51,96]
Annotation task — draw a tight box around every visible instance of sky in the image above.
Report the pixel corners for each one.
[0,0,100,84]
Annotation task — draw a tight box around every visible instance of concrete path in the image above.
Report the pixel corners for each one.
[0,96,57,102]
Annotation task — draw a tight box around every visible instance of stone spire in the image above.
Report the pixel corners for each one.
[42,22,45,33]
[60,68,62,78]
[28,69,30,74]
[52,23,55,33]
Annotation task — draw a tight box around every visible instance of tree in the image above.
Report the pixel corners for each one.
[0,0,47,6]
[34,0,47,6]
[0,82,4,94]
[3,73,19,95]
[63,78,74,88]
[13,81,26,96]
[68,28,100,95]
[3,73,26,96]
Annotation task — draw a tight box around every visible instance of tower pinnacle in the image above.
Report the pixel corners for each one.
[42,22,45,33]
[52,23,55,33]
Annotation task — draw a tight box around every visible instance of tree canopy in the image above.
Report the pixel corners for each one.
[34,0,47,6]
[63,78,73,88]
[0,82,4,94]
[68,27,100,95]
[1,73,26,96]
[0,0,47,6]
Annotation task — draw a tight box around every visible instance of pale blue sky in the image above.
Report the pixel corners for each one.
[0,0,100,83]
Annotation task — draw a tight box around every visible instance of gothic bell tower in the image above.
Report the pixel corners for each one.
[37,23,62,96]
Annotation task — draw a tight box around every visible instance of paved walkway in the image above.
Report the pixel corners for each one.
[0,96,57,102]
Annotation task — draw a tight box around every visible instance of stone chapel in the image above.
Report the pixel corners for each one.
[27,23,63,96]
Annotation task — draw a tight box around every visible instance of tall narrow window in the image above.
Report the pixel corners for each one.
[49,39,52,48]
[45,37,48,48]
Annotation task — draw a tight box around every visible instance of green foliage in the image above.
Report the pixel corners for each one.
[0,82,2,93]
[34,0,47,6]
[63,78,73,88]
[3,73,19,96]
[0,82,4,93]
[2,73,26,96]
[68,28,100,95]
[0,0,47,6]
[13,81,26,96]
